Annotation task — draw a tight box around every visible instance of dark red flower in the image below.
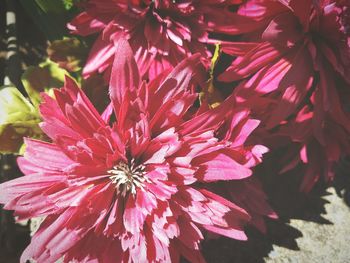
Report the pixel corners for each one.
[68,0,242,80]
[218,0,350,191]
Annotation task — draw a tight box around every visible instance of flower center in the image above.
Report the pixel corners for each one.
[108,160,147,196]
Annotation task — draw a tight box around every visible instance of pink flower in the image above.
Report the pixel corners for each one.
[68,0,242,80]
[0,39,267,263]
[218,0,350,191]
[276,105,350,192]
[202,106,276,232]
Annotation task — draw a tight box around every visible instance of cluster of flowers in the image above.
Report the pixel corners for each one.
[0,0,349,262]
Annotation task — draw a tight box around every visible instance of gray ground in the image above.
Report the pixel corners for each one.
[266,187,350,263]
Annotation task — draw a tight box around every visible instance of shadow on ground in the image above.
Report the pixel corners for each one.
[200,155,350,263]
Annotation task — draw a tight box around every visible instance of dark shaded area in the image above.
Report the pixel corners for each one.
[334,157,350,207]
[0,0,46,88]
[0,155,30,263]
[201,222,301,263]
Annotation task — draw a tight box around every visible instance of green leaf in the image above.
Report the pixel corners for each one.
[34,0,66,13]
[21,60,68,107]
[210,43,222,77]
[200,43,224,108]
[39,59,67,84]
[0,87,42,154]
[62,0,74,10]
[0,87,36,119]
[19,0,72,41]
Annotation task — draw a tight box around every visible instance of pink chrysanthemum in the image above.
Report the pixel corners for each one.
[68,0,242,79]
[0,39,267,263]
[191,102,277,233]
[218,0,350,191]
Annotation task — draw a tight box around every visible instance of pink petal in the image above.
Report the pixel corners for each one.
[123,195,146,233]
[193,150,252,182]
[83,35,115,78]
[219,42,282,82]
[109,36,140,113]
[202,225,247,240]
[266,47,314,128]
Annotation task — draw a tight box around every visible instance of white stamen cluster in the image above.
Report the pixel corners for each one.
[108,160,147,196]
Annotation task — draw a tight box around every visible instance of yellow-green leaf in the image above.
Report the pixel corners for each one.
[0,87,42,154]
[21,60,67,107]
[200,43,224,108]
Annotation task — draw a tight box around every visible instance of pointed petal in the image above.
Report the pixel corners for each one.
[193,150,252,182]
[219,42,282,82]
[109,36,140,112]
[266,47,314,128]
[82,35,115,78]
[148,54,202,119]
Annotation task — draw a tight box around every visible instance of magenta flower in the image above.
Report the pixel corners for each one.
[68,0,241,79]
[218,0,350,191]
[200,106,276,232]
[276,105,350,192]
[0,39,267,263]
